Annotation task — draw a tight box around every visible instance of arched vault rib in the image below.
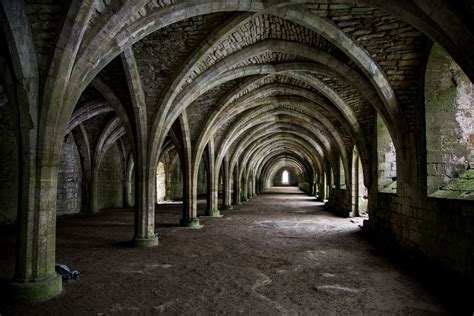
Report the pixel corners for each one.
[249,137,320,176]
[263,157,308,188]
[259,153,312,183]
[66,101,112,134]
[228,120,334,172]
[247,145,317,195]
[228,121,329,177]
[73,8,403,180]
[196,74,363,162]
[240,132,324,192]
[261,156,312,192]
[215,111,346,187]
[252,144,317,189]
[217,115,324,176]
[198,81,361,162]
[54,0,474,197]
[236,130,324,180]
[162,39,379,167]
[238,136,322,186]
[213,104,352,185]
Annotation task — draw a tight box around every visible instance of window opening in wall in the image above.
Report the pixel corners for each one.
[377,113,397,193]
[352,147,368,217]
[282,170,289,184]
[425,43,474,200]
[339,157,346,189]
[156,162,166,203]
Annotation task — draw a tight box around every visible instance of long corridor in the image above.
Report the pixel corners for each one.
[0,188,452,314]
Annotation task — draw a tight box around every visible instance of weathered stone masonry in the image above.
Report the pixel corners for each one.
[0,0,473,302]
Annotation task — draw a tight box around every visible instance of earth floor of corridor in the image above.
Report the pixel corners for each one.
[0,187,471,315]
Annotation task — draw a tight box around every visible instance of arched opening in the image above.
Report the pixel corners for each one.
[169,152,183,201]
[339,157,346,189]
[56,134,83,215]
[156,161,166,203]
[425,43,474,199]
[377,114,397,193]
[282,170,289,184]
[352,147,368,217]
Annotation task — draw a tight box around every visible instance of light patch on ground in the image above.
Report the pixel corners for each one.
[315,284,360,293]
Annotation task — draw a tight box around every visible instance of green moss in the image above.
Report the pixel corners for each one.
[380,181,397,194]
[134,236,159,248]
[180,217,201,228]
[9,274,62,302]
[205,209,221,217]
[430,169,474,200]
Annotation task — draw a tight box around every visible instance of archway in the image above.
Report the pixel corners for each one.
[352,147,368,217]
[156,161,166,203]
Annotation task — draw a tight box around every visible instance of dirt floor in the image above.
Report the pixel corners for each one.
[0,187,470,314]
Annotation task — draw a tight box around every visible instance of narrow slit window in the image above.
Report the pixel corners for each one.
[282,170,289,184]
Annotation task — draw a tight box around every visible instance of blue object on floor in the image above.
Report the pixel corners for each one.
[55,264,80,281]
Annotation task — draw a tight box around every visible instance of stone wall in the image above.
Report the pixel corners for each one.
[156,162,166,202]
[327,42,474,282]
[370,193,474,284]
[377,114,397,193]
[0,100,18,224]
[197,159,207,196]
[425,43,474,195]
[169,158,207,201]
[56,134,82,215]
[327,188,351,217]
[328,184,474,284]
[298,183,311,193]
[169,160,183,200]
[97,143,124,210]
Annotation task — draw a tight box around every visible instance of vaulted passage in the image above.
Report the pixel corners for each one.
[0,1,473,313]
[0,188,449,314]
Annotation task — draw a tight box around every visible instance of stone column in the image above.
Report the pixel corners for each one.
[181,160,200,227]
[10,152,62,302]
[233,162,241,205]
[205,151,220,217]
[133,165,159,247]
[222,157,233,210]
[241,169,249,202]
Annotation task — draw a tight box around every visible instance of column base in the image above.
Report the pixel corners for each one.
[9,274,62,302]
[224,205,233,211]
[180,217,201,228]
[134,236,159,248]
[205,209,221,217]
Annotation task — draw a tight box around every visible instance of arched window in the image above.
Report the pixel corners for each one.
[282,170,289,184]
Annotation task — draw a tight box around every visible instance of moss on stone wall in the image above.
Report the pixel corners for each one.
[425,43,474,195]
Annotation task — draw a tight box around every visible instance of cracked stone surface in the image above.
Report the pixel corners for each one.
[0,187,458,314]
